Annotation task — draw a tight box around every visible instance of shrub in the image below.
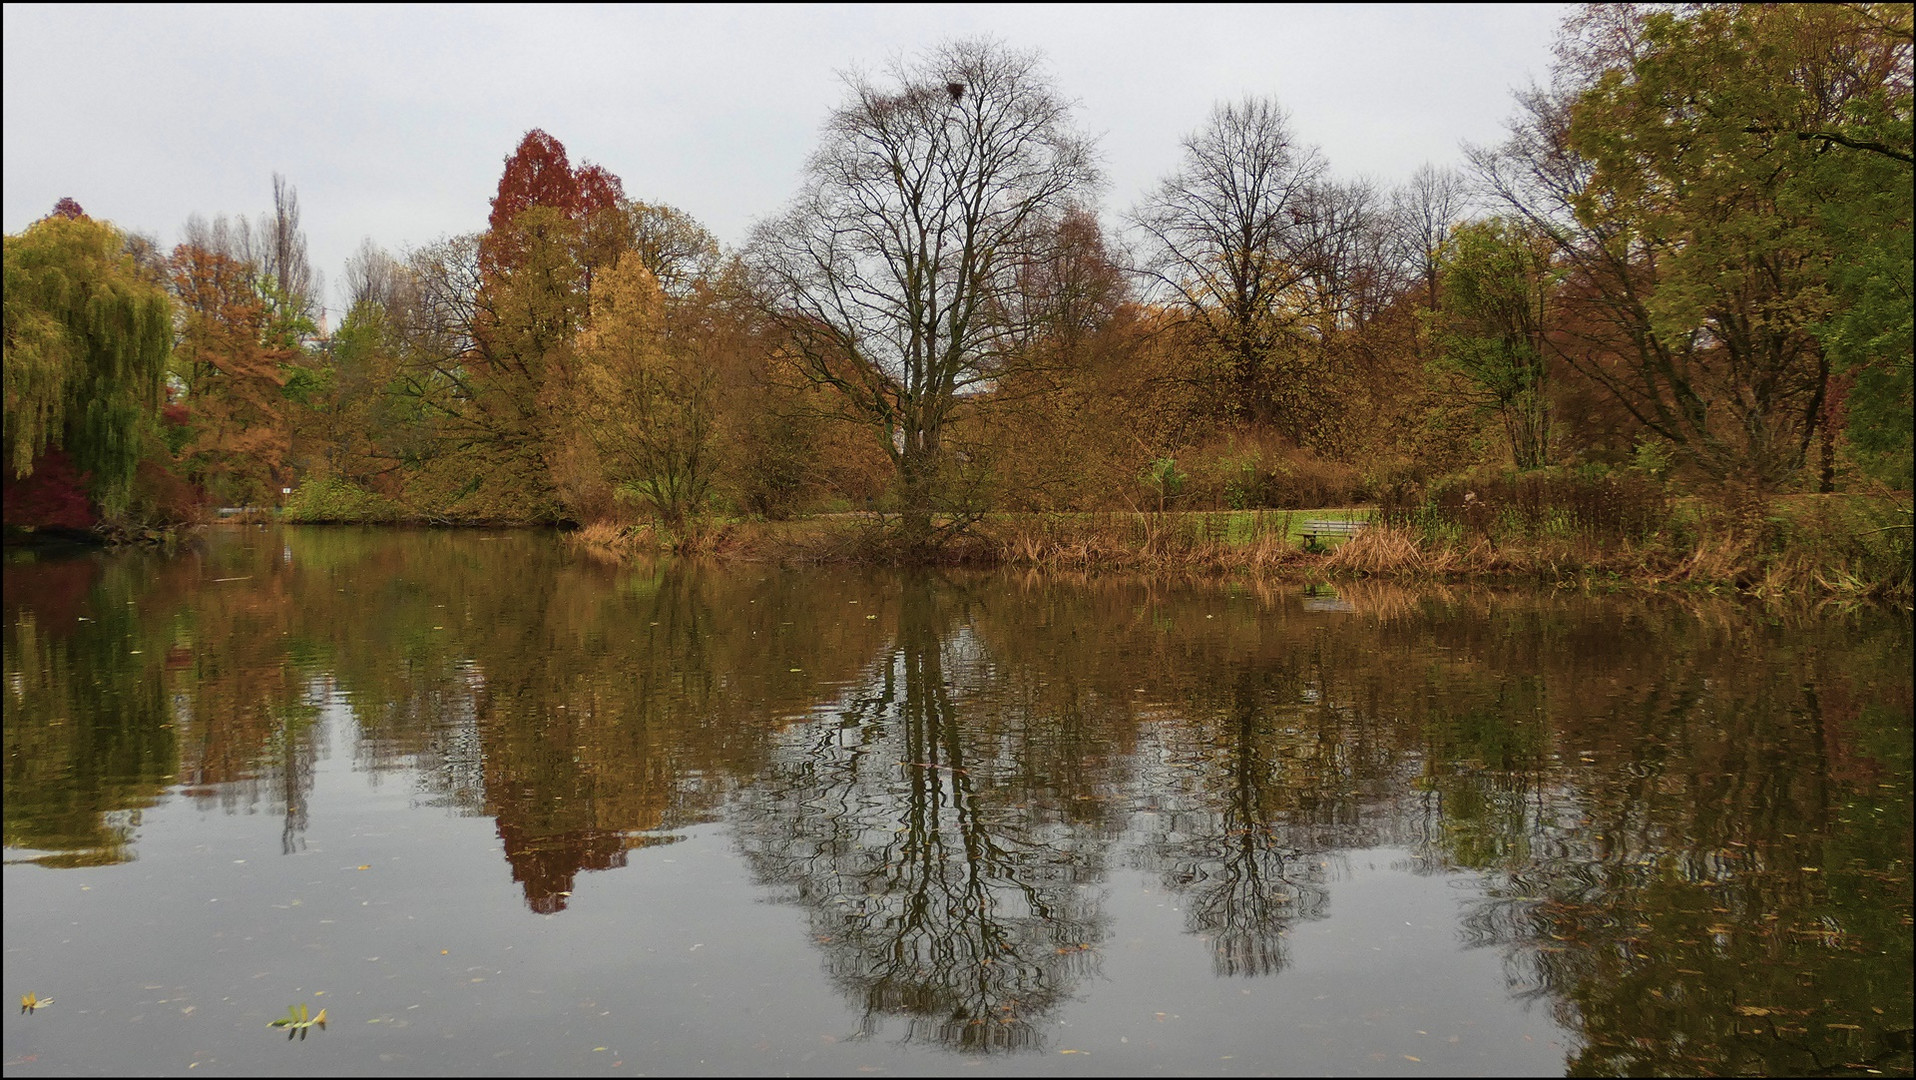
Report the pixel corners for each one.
[284,476,406,523]
[1140,457,1187,511]
[1381,467,1667,546]
[123,452,207,529]
[1,448,97,531]
[1182,439,1367,510]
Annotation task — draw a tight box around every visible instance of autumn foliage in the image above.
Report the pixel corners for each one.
[1,448,97,531]
[481,128,626,281]
[169,243,294,506]
[9,10,1908,552]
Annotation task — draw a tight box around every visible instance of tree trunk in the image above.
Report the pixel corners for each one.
[897,431,940,557]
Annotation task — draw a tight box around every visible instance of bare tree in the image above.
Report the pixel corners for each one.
[178,211,258,268]
[1008,205,1130,369]
[175,174,322,331]
[340,238,409,315]
[748,38,1098,552]
[1294,177,1387,335]
[1128,96,1326,426]
[618,201,723,298]
[1390,163,1468,317]
[264,173,321,325]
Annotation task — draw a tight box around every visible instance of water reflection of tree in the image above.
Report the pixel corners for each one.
[343,546,899,914]
[4,539,339,864]
[1133,666,1340,977]
[732,575,1119,1051]
[11,528,899,913]
[435,553,839,912]
[970,575,1421,979]
[11,537,1910,1075]
[1407,606,1915,1076]
[2,555,175,866]
[160,540,326,852]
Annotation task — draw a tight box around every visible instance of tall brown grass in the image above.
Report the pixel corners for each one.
[565,520,654,563]
[570,518,747,561]
[611,486,1912,601]
[1345,482,1911,600]
[977,511,1311,573]
[1643,493,1913,600]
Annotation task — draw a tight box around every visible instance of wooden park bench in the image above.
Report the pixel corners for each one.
[1299,518,1368,548]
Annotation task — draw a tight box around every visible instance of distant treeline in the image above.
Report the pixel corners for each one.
[5,5,1910,557]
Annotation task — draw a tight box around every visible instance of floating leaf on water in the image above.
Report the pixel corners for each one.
[268,1002,327,1036]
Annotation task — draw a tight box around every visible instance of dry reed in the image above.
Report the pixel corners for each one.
[976,511,1312,574]
[622,489,1911,601]
[565,520,655,562]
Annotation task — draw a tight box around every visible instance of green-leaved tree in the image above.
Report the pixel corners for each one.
[4,208,173,517]
[1430,218,1560,471]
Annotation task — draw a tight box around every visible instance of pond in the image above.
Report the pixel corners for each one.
[4,526,1911,1077]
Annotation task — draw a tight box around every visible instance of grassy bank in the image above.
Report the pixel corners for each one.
[570,510,1364,570]
[1324,501,1912,600]
[565,496,1911,601]
[310,459,1901,600]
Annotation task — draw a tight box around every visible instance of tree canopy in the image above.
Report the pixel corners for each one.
[3,210,172,515]
[748,38,1099,550]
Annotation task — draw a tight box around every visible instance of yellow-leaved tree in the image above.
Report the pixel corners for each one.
[575,256,720,530]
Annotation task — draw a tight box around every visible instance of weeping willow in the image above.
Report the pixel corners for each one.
[4,213,173,517]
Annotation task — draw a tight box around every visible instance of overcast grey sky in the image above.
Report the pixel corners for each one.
[4,3,1570,321]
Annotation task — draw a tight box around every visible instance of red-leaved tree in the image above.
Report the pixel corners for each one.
[480,129,626,282]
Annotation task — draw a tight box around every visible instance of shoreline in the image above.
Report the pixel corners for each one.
[17,502,1907,603]
[564,506,1916,604]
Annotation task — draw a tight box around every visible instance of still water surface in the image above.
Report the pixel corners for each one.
[4,527,1910,1076]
